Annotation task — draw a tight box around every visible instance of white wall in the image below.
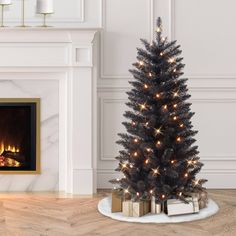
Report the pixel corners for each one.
[5,0,235,188]
[97,0,236,189]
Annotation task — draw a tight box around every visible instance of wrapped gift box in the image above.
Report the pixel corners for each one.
[111,190,123,213]
[151,196,162,214]
[122,200,151,217]
[133,201,144,217]
[165,197,199,216]
[122,200,133,216]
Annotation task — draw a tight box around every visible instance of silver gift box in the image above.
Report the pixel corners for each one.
[166,197,199,216]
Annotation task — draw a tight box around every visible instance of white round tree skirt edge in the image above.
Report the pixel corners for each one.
[98,197,219,223]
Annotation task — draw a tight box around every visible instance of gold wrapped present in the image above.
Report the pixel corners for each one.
[122,200,133,217]
[111,190,123,213]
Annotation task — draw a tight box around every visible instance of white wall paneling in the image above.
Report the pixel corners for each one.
[97,0,236,188]
[100,0,154,79]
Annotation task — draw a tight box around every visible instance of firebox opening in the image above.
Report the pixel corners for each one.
[0,99,40,173]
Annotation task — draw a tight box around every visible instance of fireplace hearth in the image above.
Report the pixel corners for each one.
[0,98,40,174]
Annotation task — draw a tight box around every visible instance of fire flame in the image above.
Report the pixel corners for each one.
[0,142,20,155]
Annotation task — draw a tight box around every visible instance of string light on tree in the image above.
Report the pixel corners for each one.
[155,127,162,136]
[139,61,144,66]
[144,84,148,89]
[173,116,177,121]
[156,27,162,32]
[168,57,175,63]
[134,138,138,143]
[139,103,147,111]
[133,151,138,157]
[173,92,178,97]
[152,167,160,175]
[156,93,160,98]
[156,140,161,146]
[176,137,181,142]
[148,72,152,77]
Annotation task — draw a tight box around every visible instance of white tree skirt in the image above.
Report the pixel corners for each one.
[98,197,219,223]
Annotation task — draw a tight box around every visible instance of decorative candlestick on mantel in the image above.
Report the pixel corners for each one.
[18,0,29,27]
[0,0,12,27]
[36,0,53,27]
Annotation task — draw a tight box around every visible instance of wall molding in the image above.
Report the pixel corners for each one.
[99,97,127,161]
[98,95,236,161]
[100,0,154,79]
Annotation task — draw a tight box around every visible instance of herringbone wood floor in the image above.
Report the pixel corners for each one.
[0,190,235,236]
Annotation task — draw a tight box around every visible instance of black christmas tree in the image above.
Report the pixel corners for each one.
[110,17,207,204]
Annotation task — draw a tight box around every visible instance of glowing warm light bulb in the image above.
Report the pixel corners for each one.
[145,122,149,126]
[176,137,181,142]
[173,116,177,121]
[193,160,197,164]
[145,159,149,164]
[194,180,199,186]
[161,194,165,199]
[161,36,165,42]
[156,27,161,32]
[168,57,175,63]
[130,164,133,168]
[156,141,161,146]
[150,190,153,194]
[122,163,127,168]
[156,93,160,98]
[173,104,177,108]
[134,152,138,157]
[148,72,152,77]
[178,192,182,197]
[144,84,148,89]
[160,52,163,56]
[163,105,167,110]
[124,189,129,193]
[173,92,178,97]
[136,192,140,196]
[140,103,146,110]
[132,121,136,126]
[184,173,188,178]
[134,138,138,143]
[180,123,184,128]
[187,160,192,165]
[171,160,175,164]
[146,148,151,152]
[139,61,144,66]
[155,128,161,135]
[116,178,120,181]
[153,168,159,174]
[173,68,176,72]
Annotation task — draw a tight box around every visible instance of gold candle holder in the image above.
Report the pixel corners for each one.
[0,3,11,27]
[39,12,53,27]
[18,0,29,27]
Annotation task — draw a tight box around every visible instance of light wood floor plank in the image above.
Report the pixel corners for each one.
[0,190,234,236]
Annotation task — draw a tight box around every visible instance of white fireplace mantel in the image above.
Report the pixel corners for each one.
[0,27,100,194]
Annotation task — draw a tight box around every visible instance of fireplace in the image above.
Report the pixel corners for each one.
[0,98,40,174]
